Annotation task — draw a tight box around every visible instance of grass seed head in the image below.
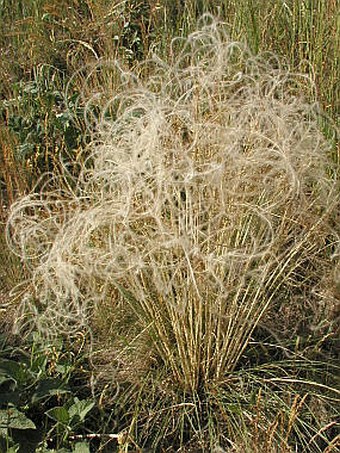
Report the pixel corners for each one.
[7,15,339,391]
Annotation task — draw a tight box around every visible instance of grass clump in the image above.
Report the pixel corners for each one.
[6,15,339,451]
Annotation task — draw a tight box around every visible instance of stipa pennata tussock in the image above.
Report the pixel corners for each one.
[7,15,339,392]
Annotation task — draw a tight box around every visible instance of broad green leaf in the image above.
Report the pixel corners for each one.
[0,359,23,382]
[32,378,70,403]
[68,398,95,424]
[0,408,36,430]
[74,442,90,453]
[45,406,70,425]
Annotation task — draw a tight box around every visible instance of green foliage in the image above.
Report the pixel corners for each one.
[117,0,154,63]
[0,334,95,452]
[0,407,36,430]
[1,65,84,181]
[46,398,95,431]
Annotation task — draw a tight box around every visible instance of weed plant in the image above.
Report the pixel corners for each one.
[5,15,340,451]
[0,331,95,452]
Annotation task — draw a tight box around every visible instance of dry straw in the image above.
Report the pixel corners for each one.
[7,15,339,392]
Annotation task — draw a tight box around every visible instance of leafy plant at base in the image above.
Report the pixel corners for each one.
[0,333,94,452]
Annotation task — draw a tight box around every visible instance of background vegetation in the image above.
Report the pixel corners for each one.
[0,1,339,452]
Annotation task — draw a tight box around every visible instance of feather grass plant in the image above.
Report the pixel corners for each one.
[6,15,339,450]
